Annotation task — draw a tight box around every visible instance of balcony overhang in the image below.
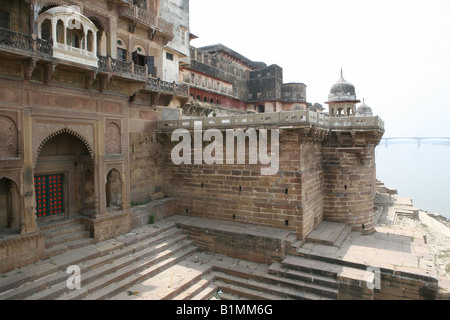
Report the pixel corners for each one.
[36,6,99,68]
[118,5,174,43]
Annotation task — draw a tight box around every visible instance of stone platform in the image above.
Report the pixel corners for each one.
[171,215,442,299]
[0,214,444,300]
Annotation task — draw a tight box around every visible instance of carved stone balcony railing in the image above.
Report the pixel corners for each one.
[118,5,174,38]
[99,55,147,82]
[156,110,385,131]
[99,56,189,97]
[147,77,189,97]
[0,27,52,58]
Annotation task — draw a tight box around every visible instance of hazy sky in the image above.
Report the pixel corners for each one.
[189,0,450,137]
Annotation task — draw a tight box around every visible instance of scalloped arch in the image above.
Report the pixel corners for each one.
[36,128,94,162]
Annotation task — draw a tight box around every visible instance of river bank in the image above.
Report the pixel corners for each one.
[374,181,450,296]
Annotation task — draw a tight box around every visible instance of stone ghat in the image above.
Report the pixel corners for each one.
[156,110,385,131]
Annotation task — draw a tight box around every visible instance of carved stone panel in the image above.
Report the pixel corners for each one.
[105,121,121,154]
[0,115,18,158]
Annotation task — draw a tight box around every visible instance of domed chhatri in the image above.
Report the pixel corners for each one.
[325,69,361,117]
[356,98,373,117]
[329,69,356,100]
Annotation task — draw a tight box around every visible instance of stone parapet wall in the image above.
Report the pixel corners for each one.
[157,110,385,132]
[0,232,44,274]
[376,269,439,300]
[81,210,132,243]
[131,197,177,229]
[161,129,326,240]
[171,215,292,264]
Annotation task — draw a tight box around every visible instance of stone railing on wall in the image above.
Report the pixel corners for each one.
[156,110,385,131]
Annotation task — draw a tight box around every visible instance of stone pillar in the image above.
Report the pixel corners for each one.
[51,20,57,47]
[22,108,37,233]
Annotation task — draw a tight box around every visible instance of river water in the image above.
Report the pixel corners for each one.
[375,141,450,219]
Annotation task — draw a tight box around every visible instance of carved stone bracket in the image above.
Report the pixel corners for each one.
[129,21,138,33]
[43,61,57,84]
[24,58,38,81]
[86,70,98,91]
[127,82,146,100]
[99,73,113,93]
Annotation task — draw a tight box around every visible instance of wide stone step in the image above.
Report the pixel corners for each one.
[281,255,375,290]
[172,273,216,300]
[214,279,293,300]
[45,230,91,249]
[82,244,197,300]
[31,235,189,300]
[213,271,331,300]
[282,255,343,278]
[43,223,87,240]
[217,291,250,301]
[1,224,181,300]
[306,222,351,247]
[213,260,337,299]
[38,217,82,231]
[190,281,218,301]
[269,261,339,289]
[44,238,95,259]
[0,238,127,298]
[111,255,213,300]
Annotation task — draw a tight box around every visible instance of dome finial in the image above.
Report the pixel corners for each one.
[340,68,344,80]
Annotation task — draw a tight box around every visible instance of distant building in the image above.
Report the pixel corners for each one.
[181,44,309,117]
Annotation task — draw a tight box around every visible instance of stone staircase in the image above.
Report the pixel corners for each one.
[0,220,196,300]
[39,218,95,259]
[269,255,375,300]
[0,218,374,300]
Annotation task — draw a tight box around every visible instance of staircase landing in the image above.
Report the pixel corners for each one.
[305,221,351,248]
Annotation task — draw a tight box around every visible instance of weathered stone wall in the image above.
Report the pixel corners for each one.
[161,128,325,240]
[131,197,177,229]
[128,101,165,204]
[323,132,380,234]
[0,232,44,274]
[82,209,132,243]
[376,270,439,300]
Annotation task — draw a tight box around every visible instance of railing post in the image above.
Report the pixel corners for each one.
[31,33,37,53]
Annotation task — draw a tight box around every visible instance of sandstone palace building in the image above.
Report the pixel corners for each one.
[0,0,389,291]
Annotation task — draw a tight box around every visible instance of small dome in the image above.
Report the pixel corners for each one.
[356,99,373,116]
[330,79,355,96]
[327,69,358,103]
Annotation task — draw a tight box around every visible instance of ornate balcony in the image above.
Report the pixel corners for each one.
[0,27,52,59]
[36,6,99,68]
[99,55,189,97]
[147,77,189,97]
[99,55,146,82]
[118,4,174,40]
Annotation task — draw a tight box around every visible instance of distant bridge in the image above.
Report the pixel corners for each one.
[380,137,450,147]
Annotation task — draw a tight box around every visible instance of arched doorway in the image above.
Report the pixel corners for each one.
[0,178,20,231]
[34,132,94,219]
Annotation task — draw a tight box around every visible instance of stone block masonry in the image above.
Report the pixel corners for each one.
[161,128,327,241]
[157,111,384,240]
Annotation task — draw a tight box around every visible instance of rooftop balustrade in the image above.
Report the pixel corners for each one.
[156,110,385,131]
